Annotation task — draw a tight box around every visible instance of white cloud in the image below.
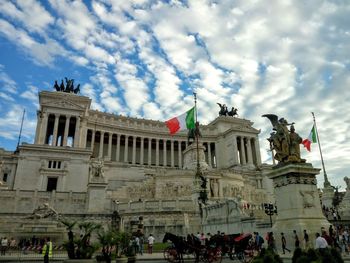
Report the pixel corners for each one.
[20,85,39,107]
[0,65,17,94]
[0,0,54,34]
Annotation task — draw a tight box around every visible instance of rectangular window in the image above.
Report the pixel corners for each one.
[47,177,58,191]
[48,160,63,169]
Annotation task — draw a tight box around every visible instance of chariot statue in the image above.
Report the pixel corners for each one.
[217,103,238,117]
[217,103,228,116]
[53,78,80,94]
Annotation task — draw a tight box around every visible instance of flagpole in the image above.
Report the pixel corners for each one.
[311,112,330,187]
[16,109,26,150]
[193,92,200,171]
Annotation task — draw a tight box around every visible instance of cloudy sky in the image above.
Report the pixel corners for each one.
[0,0,349,190]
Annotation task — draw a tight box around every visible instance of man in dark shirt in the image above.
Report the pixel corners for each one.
[293,230,300,249]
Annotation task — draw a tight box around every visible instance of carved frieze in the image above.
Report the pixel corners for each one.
[272,174,317,188]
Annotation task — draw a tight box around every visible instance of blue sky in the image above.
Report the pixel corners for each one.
[0,0,349,190]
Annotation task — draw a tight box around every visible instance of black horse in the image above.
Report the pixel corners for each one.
[227,107,238,117]
[217,103,228,116]
[163,232,186,262]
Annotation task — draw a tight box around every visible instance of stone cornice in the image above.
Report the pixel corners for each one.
[267,163,321,188]
[18,144,92,157]
[268,163,321,179]
[39,91,91,113]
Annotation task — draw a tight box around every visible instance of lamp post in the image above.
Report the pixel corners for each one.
[112,200,120,230]
[263,203,277,227]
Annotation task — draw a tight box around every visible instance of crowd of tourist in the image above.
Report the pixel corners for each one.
[263,225,350,256]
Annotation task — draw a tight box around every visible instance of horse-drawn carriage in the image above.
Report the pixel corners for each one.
[163,232,222,263]
[162,232,257,263]
[229,233,257,263]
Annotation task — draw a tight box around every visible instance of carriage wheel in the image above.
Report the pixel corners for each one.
[243,250,254,263]
[207,248,222,263]
[236,251,246,263]
[163,247,179,263]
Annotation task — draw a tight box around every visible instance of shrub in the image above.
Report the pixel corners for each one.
[292,247,344,263]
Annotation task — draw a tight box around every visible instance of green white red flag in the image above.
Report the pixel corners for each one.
[165,107,195,135]
[302,125,317,151]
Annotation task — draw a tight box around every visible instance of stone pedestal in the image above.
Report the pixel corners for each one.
[321,185,334,209]
[339,191,350,220]
[183,142,208,170]
[87,177,108,213]
[267,163,330,249]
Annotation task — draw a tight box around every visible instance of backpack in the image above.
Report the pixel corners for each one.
[259,236,264,244]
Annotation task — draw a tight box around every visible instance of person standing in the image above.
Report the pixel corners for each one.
[139,234,144,255]
[303,230,310,250]
[1,237,8,255]
[281,233,291,254]
[315,233,328,251]
[147,234,155,254]
[267,232,276,252]
[42,237,52,263]
[293,230,300,249]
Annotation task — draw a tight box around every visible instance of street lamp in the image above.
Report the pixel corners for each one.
[263,203,277,227]
[112,200,120,230]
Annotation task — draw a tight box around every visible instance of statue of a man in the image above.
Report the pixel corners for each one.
[289,124,302,161]
[91,160,104,178]
[187,121,201,144]
[28,203,59,219]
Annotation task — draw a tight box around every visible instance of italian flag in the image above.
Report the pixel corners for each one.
[165,107,195,135]
[302,125,317,152]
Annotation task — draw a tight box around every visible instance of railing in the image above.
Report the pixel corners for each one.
[0,247,67,261]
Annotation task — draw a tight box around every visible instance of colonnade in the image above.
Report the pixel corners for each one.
[35,112,80,147]
[34,112,261,168]
[235,136,261,166]
[85,129,216,168]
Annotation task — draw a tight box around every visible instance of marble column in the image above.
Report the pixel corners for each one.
[132,136,136,164]
[140,137,144,165]
[73,116,81,147]
[171,140,174,167]
[63,115,71,146]
[178,141,182,168]
[52,114,60,146]
[254,137,262,165]
[99,131,105,158]
[40,112,49,144]
[156,139,159,166]
[148,138,152,165]
[207,142,212,167]
[124,136,129,163]
[34,111,43,144]
[116,134,121,162]
[163,140,167,166]
[80,119,88,149]
[107,132,113,161]
[232,136,239,165]
[91,130,95,150]
[240,137,246,165]
[246,137,253,165]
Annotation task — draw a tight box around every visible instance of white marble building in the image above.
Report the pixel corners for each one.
[0,90,274,241]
